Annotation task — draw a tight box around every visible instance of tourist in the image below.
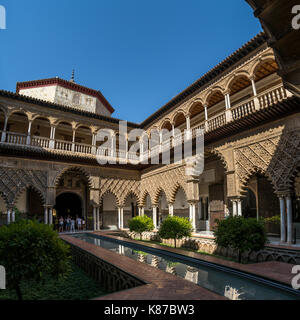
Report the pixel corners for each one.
[82,218,85,230]
[66,216,71,232]
[76,216,82,231]
[59,216,64,232]
[70,217,75,233]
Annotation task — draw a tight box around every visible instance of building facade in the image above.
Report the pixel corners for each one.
[0,33,299,245]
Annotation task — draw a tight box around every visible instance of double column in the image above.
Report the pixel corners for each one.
[93,207,101,231]
[189,202,197,231]
[7,208,15,224]
[224,91,232,123]
[44,206,53,225]
[278,194,293,244]
[231,198,242,216]
[138,207,145,217]
[118,207,124,229]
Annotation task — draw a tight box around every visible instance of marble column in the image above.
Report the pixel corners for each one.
[7,209,11,224]
[286,196,293,244]
[26,120,33,145]
[44,207,48,224]
[48,208,53,225]
[153,207,157,229]
[189,203,196,231]
[237,199,242,216]
[1,116,8,142]
[96,207,100,230]
[279,196,286,243]
[232,200,237,216]
[169,204,174,216]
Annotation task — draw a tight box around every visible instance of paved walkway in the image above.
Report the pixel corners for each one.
[60,233,225,300]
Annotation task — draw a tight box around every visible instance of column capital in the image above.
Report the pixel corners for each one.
[276,191,293,198]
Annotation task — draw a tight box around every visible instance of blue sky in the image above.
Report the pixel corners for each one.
[0,0,262,123]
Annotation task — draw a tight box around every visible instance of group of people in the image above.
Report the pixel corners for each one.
[57,215,85,233]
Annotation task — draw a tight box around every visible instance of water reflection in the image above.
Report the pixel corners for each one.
[74,234,299,300]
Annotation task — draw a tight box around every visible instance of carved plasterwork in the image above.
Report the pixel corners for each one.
[0,167,47,207]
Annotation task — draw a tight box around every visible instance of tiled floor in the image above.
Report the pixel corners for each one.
[60,234,226,300]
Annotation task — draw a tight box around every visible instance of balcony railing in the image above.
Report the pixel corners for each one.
[0,84,292,163]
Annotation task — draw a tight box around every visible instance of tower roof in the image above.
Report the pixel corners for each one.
[16,77,115,114]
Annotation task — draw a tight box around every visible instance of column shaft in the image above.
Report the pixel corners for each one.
[286,196,293,244]
[44,207,48,224]
[279,197,286,243]
[153,207,157,229]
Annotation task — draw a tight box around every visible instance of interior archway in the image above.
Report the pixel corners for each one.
[242,188,257,219]
[101,192,118,230]
[15,187,44,222]
[54,192,82,219]
[157,190,168,225]
[55,168,90,228]
[123,193,138,228]
[173,187,188,218]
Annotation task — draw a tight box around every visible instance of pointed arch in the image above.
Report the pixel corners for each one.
[100,189,121,207]
[54,166,94,189]
[153,187,168,206]
[140,191,153,207]
[169,183,188,204]
[121,190,139,207]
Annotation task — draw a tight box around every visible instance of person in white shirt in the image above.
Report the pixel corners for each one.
[76,216,82,231]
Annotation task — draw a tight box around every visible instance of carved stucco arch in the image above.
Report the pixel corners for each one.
[121,189,140,207]
[140,190,153,207]
[13,184,46,207]
[53,166,94,189]
[141,165,188,206]
[0,167,47,208]
[169,183,188,204]
[99,177,140,207]
[152,187,168,206]
[234,131,300,195]
[99,189,121,207]
[238,167,276,196]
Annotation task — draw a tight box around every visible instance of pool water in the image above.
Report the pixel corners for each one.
[71,233,300,300]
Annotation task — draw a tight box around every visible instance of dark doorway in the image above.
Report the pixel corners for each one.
[242,188,257,218]
[27,187,44,221]
[55,193,82,219]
